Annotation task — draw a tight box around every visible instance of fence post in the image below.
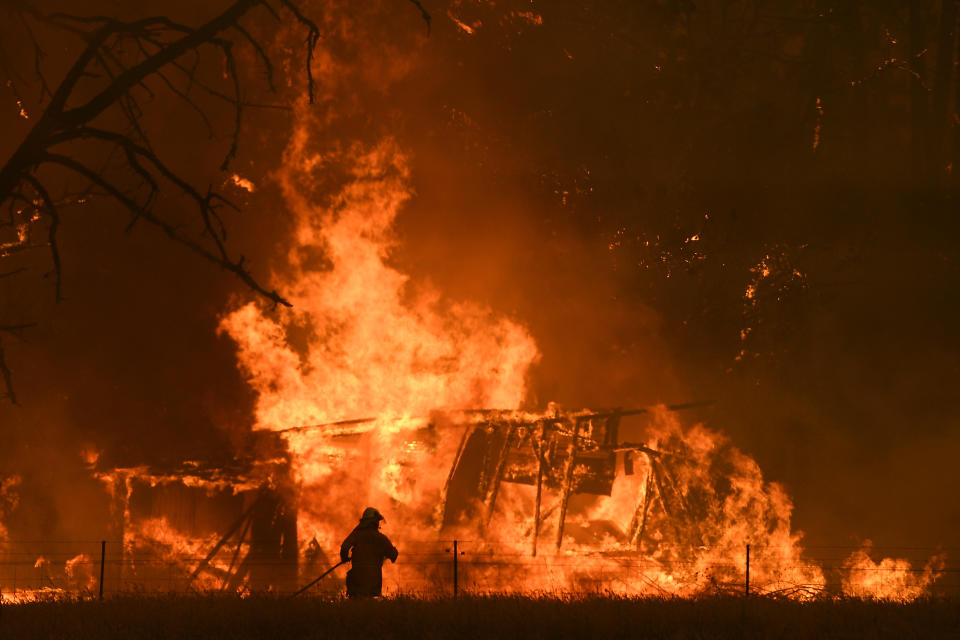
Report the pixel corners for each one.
[99,540,106,600]
[453,539,458,599]
[745,543,750,597]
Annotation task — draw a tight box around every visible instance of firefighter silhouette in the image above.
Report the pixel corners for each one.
[339,507,398,597]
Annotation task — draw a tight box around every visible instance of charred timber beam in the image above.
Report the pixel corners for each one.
[628,461,657,551]
[225,555,251,592]
[221,513,253,590]
[522,501,559,540]
[656,457,704,547]
[563,402,711,424]
[483,424,516,527]
[554,419,583,550]
[531,435,545,556]
[603,410,622,447]
[188,496,259,585]
[275,416,378,436]
[266,401,712,436]
[439,424,476,525]
[613,443,668,457]
[650,459,685,544]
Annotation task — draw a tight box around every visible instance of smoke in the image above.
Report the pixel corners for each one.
[0,0,957,600]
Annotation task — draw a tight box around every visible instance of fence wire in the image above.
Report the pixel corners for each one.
[0,539,957,600]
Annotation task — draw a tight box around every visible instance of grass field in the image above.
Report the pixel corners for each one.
[1,594,958,639]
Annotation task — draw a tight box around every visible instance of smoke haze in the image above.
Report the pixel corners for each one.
[0,0,958,574]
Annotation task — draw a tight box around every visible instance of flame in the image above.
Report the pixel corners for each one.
[812,97,823,150]
[0,554,95,602]
[0,475,20,542]
[1,113,941,604]
[509,11,544,26]
[125,516,230,590]
[841,542,945,601]
[80,444,100,467]
[448,11,476,35]
[219,121,539,432]
[0,20,948,606]
[64,554,98,591]
[210,111,860,599]
[230,174,256,192]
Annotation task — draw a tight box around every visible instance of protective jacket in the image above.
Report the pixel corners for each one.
[339,521,398,597]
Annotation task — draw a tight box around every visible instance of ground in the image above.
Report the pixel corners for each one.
[1,595,958,639]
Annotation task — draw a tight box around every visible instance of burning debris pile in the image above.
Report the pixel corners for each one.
[46,405,939,600]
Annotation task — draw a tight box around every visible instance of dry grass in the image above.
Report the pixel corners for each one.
[1,593,958,639]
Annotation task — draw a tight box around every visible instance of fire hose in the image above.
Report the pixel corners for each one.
[290,559,348,598]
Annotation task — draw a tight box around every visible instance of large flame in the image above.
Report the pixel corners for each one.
[1,113,943,602]
[220,121,539,430]
[841,543,945,601]
[210,111,945,600]
[219,111,540,560]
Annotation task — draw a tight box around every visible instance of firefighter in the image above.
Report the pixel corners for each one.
[339,507,399,598]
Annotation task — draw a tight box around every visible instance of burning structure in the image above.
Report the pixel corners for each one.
[94,430,300,593]
[92,404,787,595]
[438,405,709,555]
[0,115,946,600]
[94,405,710,593]
[0,2,951,602]
[84,400,940,599]
[3,112,935,602]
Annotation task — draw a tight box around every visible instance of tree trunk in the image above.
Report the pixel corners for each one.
[932,0,957,182]
[839,1,869,154]
[954,1,960,187]
[909,1,930,183]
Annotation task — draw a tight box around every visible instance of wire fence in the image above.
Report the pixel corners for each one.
[1,539,958,601]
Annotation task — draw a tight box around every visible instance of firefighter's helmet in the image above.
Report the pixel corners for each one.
[359,507,385,524]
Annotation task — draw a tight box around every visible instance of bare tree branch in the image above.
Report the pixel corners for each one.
[0,338,18,405]
[0,324,37,334]
[406,0,432,34]
[0,0,327,403]
[277,0,320,103]
[40,151,289,307]
[233,24,275,91]
[0,323,37,405]
[0,0,427,404]
[0,0,320,308]
[19,173,62,301]
[0,268,27,279]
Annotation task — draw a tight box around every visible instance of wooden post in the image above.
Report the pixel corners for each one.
[99,540,106,600]
[628,461,656,550]
[483,425,515,527]
[188,498,258,585]
[555,419,582,550]
[745,544,750,597]
[532,445,544,557]
[453,539,459,598]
